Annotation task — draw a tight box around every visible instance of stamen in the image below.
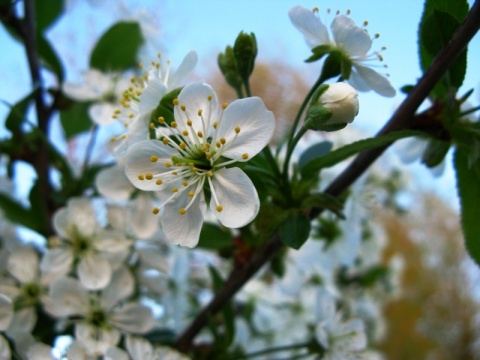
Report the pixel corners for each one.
[216,205,223,212]
[138,174,145,181]
[179,208,186,215]
[150,155,158,162]
[235,126,241,134]
[145,173,153,180]
[152,207,159,214]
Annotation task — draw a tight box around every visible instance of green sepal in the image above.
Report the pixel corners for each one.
[90,21,143,72]
[454,146,480,266]
[421,138,450,167]
[305,105,332,129]
[305,44,334,63]
[278,211,311,250]
[316,122,348,132]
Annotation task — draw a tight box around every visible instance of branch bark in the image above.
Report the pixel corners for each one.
[175,0,480,351]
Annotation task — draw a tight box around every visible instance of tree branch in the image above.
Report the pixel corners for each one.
[174,0,480,351]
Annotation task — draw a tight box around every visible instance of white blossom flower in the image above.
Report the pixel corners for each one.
[49,267,154,356]
[315,82,359,124]
[315,289,367,359]
[41,198,131,290]
[63,69,131,125]
[125,81,275,247]
[288,5,395,97]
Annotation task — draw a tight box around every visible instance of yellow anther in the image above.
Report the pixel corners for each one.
[179,208,186,215]
[173,99,179,106]
[180,142,187,149]
[145,173,153,180]
[208,95,213,101]
[235,126,241,134]
[197,131,203,138]
[165,162,172,168]
[363,20,368,26]
[114,109,121,114]
[183,130,189,136]
[188,191,195,197]
[171,122,178,128]
[192,167,199,172]
[158,117,165,123]
[138,174,145,180]
[242,153,249,160]
[216,141,221,148]
[312,6,319,12]
[207,171,213,177]
[149,123,155,129]
[112,115,117,119]
[220,137,226,144]
[157,52,161,58]
[138,63,144,69]
[162,138,169,145]
[346,9,351,14]
[213,121,218,129]
[129,113,134,119]
[172,187,179,193]
[216,205,223,212]
[135,90,142,96]
[172,171,177,175]
[222,102,228,109]
[152,207,160,214]
[375,33,380,39]
[110,136,117,142]
[181,104,186,111]
[187,120,192,126]
[198,109,203,116]
[206,152,212,160]
[120,135,126,140]
[189,162,194,166]
[182,181,189,186]
[156,179,163,185]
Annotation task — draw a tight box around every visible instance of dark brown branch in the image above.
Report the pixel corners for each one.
[23,0,55,234]
[175,0,480,351]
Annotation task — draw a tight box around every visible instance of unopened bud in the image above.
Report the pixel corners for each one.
[233,31,257,81]
[218,46,243,90]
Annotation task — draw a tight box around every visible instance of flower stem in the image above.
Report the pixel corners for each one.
[282,123,309,184]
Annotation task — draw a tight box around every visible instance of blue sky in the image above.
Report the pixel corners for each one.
[0,0,479,206]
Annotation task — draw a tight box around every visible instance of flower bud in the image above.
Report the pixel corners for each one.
[218,45,243,90]
[306,82,359,131]
[233,31,257,81]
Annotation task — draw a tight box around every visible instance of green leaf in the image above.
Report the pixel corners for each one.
[0,193,45,232]
[454,147,480,266]
[278,211,311,250]
[4,92,35,133]
[90,21,143,72]
[301,193,345,219]
[419,0,468,98]
[38,34,65,81]
[59,102,92,139]
[301,130,427,178]
[198,223,234,250]
[299,141,333,170]
[421,138,450,167]
[36,0,64,32]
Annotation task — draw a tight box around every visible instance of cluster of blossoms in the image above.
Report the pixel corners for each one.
[0,2,405,359]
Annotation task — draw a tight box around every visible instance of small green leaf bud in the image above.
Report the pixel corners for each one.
[218,46,243,90]
[233,31,257,81]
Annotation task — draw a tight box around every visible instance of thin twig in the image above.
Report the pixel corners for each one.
[174,0,480,351]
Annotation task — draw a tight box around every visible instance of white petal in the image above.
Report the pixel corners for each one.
[140,78,166,116]
[215,97,275,160]
[7,246,39,284]
[161,189,206,248]
[93,230,131,253]
[288,5,330,48]
[125,335,154,360]
[167,50,198,91]
[75,323,121,355]
[78,252,112,290]
[211,167,259,228]
[48,277,89,317]
[8,306,37,333]
[331,15,371,57]
[128,194,159,239]
[57,198,98,239]
[176,81,218,136]
[136,244,169,273]
[351,64,396,97]
[95,164,134,201]
[105,347,129,360]
[0,294,13,331]
[62,83,99,101]
[27,343,57,360]
[101,266,134,310]
[40,248,73,276]
[0,335,11,360]
[89,103,117,125]
[125,139,176,191]
[338,319,367,351]
[109,303,154,334]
